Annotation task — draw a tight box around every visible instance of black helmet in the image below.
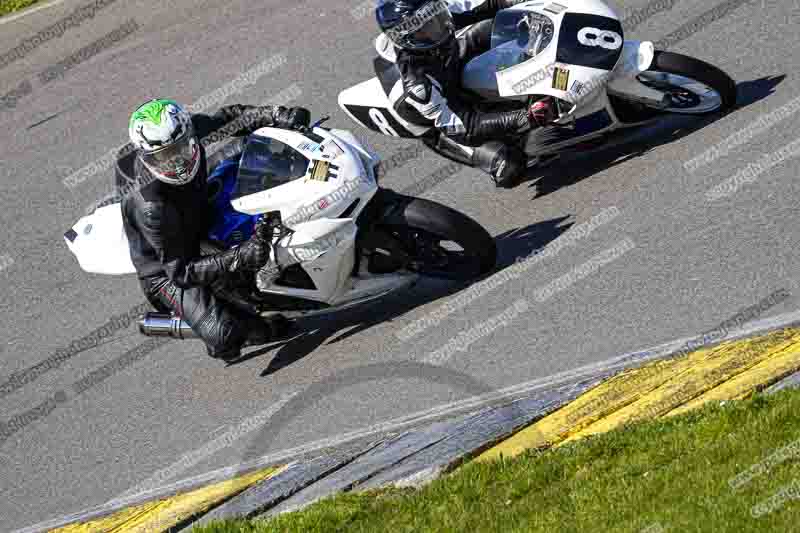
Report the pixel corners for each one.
[376,0,455,51]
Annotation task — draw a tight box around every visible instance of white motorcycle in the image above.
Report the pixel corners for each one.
[338,0,737,183]
[63,122,497,338]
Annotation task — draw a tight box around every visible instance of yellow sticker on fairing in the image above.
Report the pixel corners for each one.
[309,160,330,182]
[552,66,570,91]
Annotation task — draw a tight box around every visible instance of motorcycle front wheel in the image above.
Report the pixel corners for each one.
[636,51,738,114]
[380,196,497,281]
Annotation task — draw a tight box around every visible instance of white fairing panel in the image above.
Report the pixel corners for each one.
[338,76,432,139]
[231,127,377,224]
[605,40,664,104]
[64,203,136,275]
[261,219,358,303]
[328,128,381,170]
[463,0,624,101]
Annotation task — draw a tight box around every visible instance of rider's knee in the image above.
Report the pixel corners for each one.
[192,311,247,358]
[472,141,526,184]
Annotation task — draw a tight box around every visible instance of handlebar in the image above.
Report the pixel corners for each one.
[260,210,294,242]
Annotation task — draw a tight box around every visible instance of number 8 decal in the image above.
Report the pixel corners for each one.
[578,27,622,50]
[368,108,400,137]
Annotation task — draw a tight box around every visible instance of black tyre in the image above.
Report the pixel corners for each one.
[636,50,737,114]
[381,196,496,281]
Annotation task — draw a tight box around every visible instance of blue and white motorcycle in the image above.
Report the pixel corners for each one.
[63,123,496,338]
[338,0,737,180]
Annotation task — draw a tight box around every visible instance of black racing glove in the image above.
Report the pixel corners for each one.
[218,214,280,273]
[275,106,311,131]
[528,97,557,127]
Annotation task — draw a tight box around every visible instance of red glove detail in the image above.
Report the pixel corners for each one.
[529,98,557,127]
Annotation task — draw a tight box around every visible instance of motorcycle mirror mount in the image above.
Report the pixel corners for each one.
[311,115,331,129]
[552,99,576,130]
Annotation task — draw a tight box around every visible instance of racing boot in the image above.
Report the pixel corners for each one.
[422,134,527,188]
[473,141,528,189]
[211,314,293,362]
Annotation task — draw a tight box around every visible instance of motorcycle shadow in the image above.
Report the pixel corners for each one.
[228,216,575,374]
[520,75,786,199]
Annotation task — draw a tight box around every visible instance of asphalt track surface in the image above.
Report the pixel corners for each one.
[1,0,799,529]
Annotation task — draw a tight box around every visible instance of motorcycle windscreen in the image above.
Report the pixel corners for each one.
[232,134,311,201]
[491,9,623,101]
[490,10,556,67]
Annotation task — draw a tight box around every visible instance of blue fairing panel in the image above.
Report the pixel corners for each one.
[206,158,258,247]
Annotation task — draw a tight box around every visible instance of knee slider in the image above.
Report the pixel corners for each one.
[472,141,525,181]
[193,310,247,354]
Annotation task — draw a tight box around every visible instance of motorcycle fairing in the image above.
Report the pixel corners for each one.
[229,127,375,221]
[464,1,624,102]
[63,203,136,275]
[207,157,258,246]
[338,71,433,139]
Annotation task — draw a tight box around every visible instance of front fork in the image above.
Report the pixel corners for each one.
[606,40,669,109]
[354,188,415,275]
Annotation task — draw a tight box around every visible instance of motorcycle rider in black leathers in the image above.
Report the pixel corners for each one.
[376,0,557,187]
[116,99,311,362]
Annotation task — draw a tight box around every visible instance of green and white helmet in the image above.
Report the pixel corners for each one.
[128,99,201,185]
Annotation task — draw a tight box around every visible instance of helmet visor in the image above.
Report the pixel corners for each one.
[387,1,454,50]
[141,132,200,183]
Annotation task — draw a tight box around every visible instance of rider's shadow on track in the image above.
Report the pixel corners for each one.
[520,75,786,199]
[229,215,575,374]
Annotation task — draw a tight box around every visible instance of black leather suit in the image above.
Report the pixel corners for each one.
[390,0,532,182]
[115,104,310,359]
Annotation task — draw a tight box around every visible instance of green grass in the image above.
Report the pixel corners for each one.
[197,389,800,533]
[0,0,40,17]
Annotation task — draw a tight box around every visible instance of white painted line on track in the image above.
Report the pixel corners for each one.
[0,0,65,26]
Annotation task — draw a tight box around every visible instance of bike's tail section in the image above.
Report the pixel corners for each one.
[63,203,137,275]
[338,53,437,140]
[339,78,423,139]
